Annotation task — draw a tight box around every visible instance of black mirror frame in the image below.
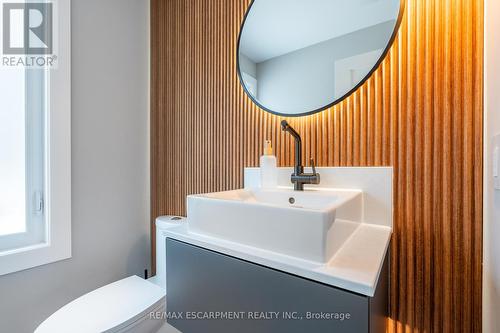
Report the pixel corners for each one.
[236,0,406,117]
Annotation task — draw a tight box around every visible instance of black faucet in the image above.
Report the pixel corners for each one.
[280,120,320,191]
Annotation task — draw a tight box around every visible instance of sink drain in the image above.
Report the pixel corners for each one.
[288,197,295,204]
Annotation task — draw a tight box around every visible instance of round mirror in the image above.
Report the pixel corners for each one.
[237,0,404,117]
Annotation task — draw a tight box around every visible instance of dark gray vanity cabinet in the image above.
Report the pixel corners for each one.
[166,238,388,333]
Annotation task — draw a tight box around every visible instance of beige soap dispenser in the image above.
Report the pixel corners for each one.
[260,140,278,188]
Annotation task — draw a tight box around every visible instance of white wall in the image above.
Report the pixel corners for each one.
[484,0,500,331]
[239,54,257,78]
[0,0,150,332]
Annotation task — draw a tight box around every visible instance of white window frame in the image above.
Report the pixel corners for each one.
[0,0,71,275]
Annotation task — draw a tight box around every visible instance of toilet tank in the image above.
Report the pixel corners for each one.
[155,216,185,290]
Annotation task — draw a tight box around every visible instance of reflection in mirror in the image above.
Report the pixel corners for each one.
[238,0,403,116]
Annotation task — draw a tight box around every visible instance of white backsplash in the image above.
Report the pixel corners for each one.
[244,167,393,228]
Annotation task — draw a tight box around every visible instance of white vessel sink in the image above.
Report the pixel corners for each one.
[186,188,363,263]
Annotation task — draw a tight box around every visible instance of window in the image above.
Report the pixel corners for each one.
[0,67,46,253]
[0,0,71,275]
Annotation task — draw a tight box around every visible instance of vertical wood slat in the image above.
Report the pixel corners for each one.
[150,0,483,332]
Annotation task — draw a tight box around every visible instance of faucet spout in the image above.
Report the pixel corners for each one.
[281,121,303,176]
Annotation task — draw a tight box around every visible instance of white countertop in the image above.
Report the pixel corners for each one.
[164,221,391,297]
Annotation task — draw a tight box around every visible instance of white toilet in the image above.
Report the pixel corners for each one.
[35,216,185,333]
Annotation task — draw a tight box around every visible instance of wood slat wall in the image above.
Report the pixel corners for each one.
[150,0,484,332]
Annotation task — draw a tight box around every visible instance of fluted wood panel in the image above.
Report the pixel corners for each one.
[151,0,483,332]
